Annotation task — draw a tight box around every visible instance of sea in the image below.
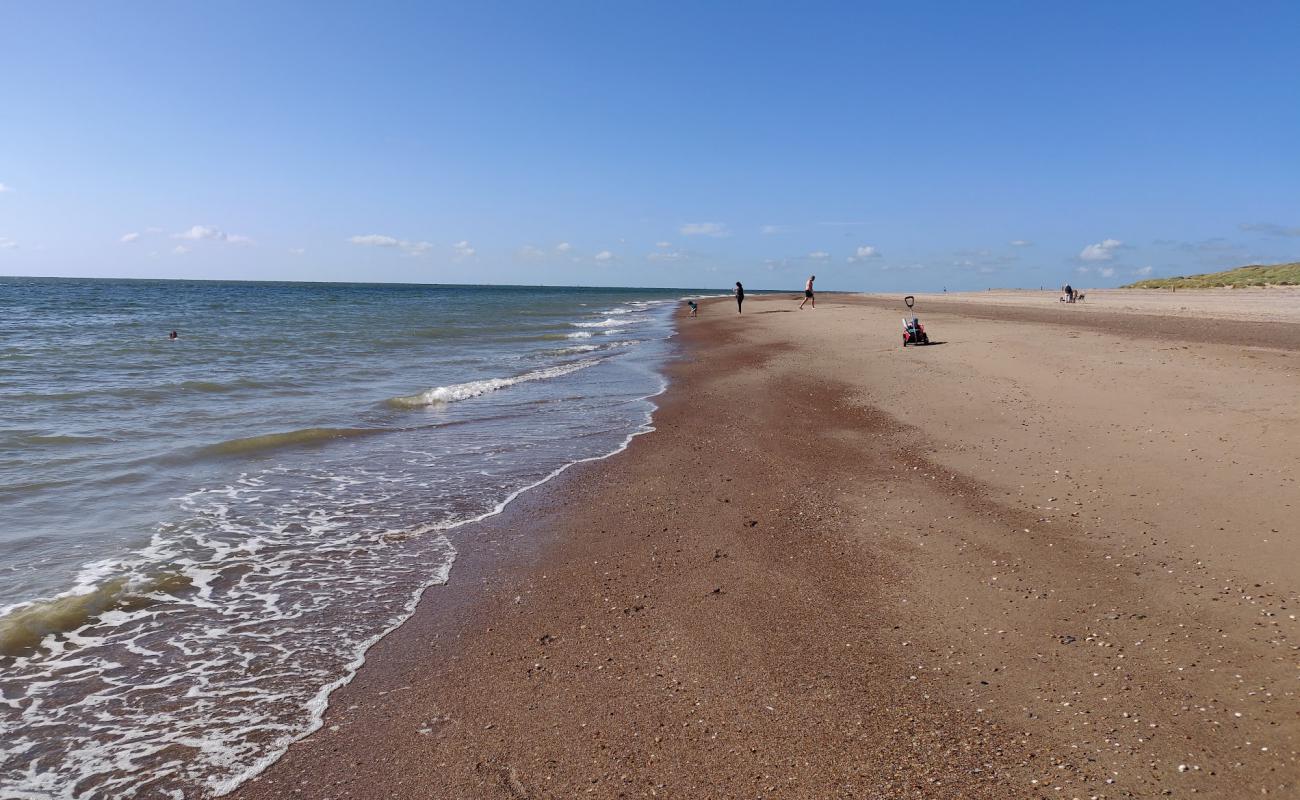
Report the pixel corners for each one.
[0,278,696,798]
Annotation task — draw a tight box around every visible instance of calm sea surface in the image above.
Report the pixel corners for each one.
[0,278,693,797]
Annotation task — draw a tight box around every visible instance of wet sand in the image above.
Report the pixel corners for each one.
[231,292,1299,799]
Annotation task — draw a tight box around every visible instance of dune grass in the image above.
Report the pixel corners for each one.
[1124,262,1300,289]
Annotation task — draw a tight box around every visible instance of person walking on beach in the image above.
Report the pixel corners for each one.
[734,282,745,313]
[799,275,815,309]
[687,300,698,317]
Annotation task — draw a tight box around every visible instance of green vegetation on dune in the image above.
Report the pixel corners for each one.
[1124,262,1300,289]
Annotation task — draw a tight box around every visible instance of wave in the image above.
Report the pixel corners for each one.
[570,317,636,328]
[9,432,116,447]
[566,331,593,339]
[385,359,601,408]
[197,427,392,458]
[0,570,192,657]
[179,378,268,393]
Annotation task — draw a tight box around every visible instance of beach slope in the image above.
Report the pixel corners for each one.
[232,293,1299,799]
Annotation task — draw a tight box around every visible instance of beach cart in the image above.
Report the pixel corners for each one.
[901,296,930,346]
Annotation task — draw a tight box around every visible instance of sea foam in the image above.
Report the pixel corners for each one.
[385,359,602,408]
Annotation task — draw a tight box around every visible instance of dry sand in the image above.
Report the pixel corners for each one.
[890,287,1300,324]
[231,291,1298,799]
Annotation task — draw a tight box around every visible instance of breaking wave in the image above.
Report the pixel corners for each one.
[385,359,602,408]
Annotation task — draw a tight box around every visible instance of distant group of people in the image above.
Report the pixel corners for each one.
[1060,284,1084,303]
[689,275,816,316]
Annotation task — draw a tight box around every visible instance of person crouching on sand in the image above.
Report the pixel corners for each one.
[799,275,815,309]
[687,300,698,317]
[734,282,744,313]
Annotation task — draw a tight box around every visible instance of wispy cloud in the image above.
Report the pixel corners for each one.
[807,250,831,261]
[846,244,881,262]
[349,234,432,256]
[655,241,672,248]
[1239,222,1300,237]
[594,250,615,262]
[680,222,730,237]
[817,221,869,227]
[120,232,141,244]
[288,247,306,256]
[453,240,476,260]
[1079,238,1122,261]
[1099,266,1116,278]
[516,245,546,260]
[1135,265,1154,276]
[647,249,685,262]
[555,242,573,254]
[0,183,12,193]
[1009,239,1032,247]
[172,245,190,256]
[0,237,17,249]
[760,224,790,235]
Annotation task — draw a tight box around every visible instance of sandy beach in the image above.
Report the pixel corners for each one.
[231,291,1299,799]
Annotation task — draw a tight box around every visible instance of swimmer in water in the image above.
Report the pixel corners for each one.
[169,331,178,340]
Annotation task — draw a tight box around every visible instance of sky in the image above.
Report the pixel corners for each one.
[1,1,1298,291]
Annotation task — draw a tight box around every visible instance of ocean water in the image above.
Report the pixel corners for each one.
[0,278,689,798]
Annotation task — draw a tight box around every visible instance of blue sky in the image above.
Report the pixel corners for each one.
[1,1,1297,291]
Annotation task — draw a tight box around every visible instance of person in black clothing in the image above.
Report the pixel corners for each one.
[734,282,744,313]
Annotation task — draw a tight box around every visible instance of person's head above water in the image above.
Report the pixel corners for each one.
[168,330,178,339]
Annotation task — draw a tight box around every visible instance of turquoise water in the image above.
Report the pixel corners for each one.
[0,278,693,797]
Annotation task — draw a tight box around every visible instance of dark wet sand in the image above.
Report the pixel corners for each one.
[231,294,1299,799]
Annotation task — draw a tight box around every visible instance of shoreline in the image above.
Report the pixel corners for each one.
[231,293,1298,799]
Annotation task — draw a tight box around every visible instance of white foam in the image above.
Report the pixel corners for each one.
[387,359,601,408]
[570,317,636,328]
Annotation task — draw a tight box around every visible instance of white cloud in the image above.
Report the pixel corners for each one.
[656,241,672,248]
[0,237,17,249]
[175,225,224,241]
[1075,265,1091,275]
[172,245,190,255]
[807,250,831,260]
[647,250,684,262]
[1009,239,1031,247]
[120,232,141,244]
[680,222,729,237]
[453,240,475,260]
[349,234,432,256]
[1079,238,1122,261]
[555,242,573,254]
[760,224,790,235]
[1099,267,1116,278]
[0,183,12,193]
[289,247,306,256]
[1135,265,1154,276]
[846,244,882,262]
[594,250,615,262]
[174,224,253,245]
[350,234,400,247]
